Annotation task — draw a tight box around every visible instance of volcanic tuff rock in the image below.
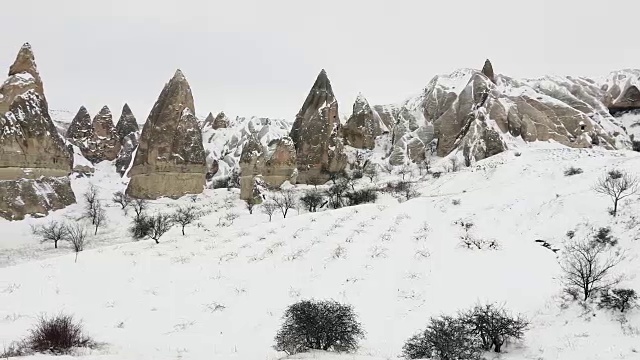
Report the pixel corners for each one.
[482,59,495,84]
[342,93,387,149]
[115,104,139,142]
[0,43,75,220]
[601,69,640,114]
[114,104,139,176]
[374,65,627,164]
[126,70,206,199]
[289,69,347,182]
[203,111,230,130]
[239,136,297,200]
[91,106,121,161]
[66,106,93,148]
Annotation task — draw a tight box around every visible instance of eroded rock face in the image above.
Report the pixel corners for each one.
[126,70,206,199]
[0,43,75,220]
[289,69,346,182]
[114,104,139,176]
[342,93,386,149]
[66,106,93,147]
[482,59,495,83]
[92,106,121,161]
[115,104,138,142]
[239,136,297,200]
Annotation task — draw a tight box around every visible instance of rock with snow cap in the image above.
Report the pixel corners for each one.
[342,93,386,149]
[0,43,75,220]
[289,69,346,182]
[126,69,206,199]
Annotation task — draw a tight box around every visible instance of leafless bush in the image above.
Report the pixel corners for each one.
[146,213,174,244]
[131,198,148,220]
[300,189,326,212]
[92,203,106,235]
[449,157,460,172]
[593,170,638,216]
[171,205,201,235]
[31,221,69,249]
[262,201,278,222]
[245,198,258,214]
[67,223,88,263]
[398,164,412,180]
[112,191,131,210]
[364,163,379,183]
[274,190,297,218]
[560,239,626,301]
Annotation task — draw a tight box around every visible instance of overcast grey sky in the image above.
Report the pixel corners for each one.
[1,0,637,121]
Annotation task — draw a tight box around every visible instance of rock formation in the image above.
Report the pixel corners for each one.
[289,69,347,182]
[342,93,386,149]
[0,43,75,220]
[239,136,297,200]
[602,70,640,114]
[91,106,121,161]
[482,59,495,83]
[114,104,139,176]
[126,70,206,199]
[203,111,230,130]
[374,66,625,165]
[66,106,93,146]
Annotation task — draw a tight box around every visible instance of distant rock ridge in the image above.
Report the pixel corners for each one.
[126,69,206,199]
[0,43,75,220]
[289,69,346,182]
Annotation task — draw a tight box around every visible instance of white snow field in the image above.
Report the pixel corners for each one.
[1,147,640,360]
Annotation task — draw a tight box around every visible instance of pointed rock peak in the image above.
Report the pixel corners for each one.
[352,93,372,115]
[122,103,133,114]
[216,111,226,118]
[98,105,111,115]
[77,105,89,114]
[173,69,186,81]
[355,92,368,104]
[482,59,495,83]
[313,69,331,88]
[9,43,39,78]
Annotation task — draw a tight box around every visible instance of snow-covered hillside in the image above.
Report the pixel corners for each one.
[1,146,639,360]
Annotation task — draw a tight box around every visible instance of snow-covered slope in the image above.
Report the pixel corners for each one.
[1,147,639,360]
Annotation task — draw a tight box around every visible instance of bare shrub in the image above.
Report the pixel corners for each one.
[560,239,625,300]
[398,164,412,180]
[593,170,639,216]
[387,180,418,201]
[92,202,106,235]
[598,288,638,312]
[147,213,174,244]
[67,223,88,263]
[325,180,349,209]
[131,198,148,220]
[462,303,529,353]
[112,191,131,210]
[129,214,151,240]
[171,205,201,235]
[364,163,379,183]
[345,188,378,206]
[403,315,480,360]
[27,313,94,354]
[592,227,618,247]
[449,157,460,172]
[31,221,68,249]
[245,198,258,214]
[274,190,297,218]
[564,167,583,176]
[262,201,278,222]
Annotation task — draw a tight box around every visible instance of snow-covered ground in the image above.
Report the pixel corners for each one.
[1,147,640,360]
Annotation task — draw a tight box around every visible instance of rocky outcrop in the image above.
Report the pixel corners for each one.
[289,69,347,182]
[0,43,75,220]
[374,66,626,165]
[342,93,386,149]
[66,106,93,146]
[602,70,640,114]
[114,104,139,176]
[91,106,120,161]
[482,59,495,83]
[203,111,230,130]
[126,70,206,199]
[239,136,297,200]
[115,104,138,142]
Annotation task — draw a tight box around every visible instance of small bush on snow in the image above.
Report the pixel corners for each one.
[403,315,480,360]
[598,288,638,313]
[345,188,378,206]
[274,299,364,355]
[564,167,583,176]
[592,227,618,247]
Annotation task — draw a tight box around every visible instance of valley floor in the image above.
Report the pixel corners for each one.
[1,147,639,359]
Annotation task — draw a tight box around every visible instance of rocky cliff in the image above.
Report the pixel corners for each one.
[342,93,387,150]
[114,104,139,176]
[239,136,297,200]
[126,70,206,199]
[289,70,346,182]
[0,43,75,220]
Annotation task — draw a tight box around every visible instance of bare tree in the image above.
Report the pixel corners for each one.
[397,164,412,180]
[300,189,326,212]
[112,191,131,210]
[67,223,88,263]
[560,239,625,301]
[593,170,639,216]
[147,213,174,244]
[274,190,297,218]
[83,184,98,208]
[245,198,257,214]
[364,163,379,183]
[131,199,148,220]
[449,157,460,172]
[261,201,278,222]
[31,221,69,249]
[463,303,529,353]
[171,205,201,235]
[306,175,325,188]
[418,155,431,175]
[92,203,106,235]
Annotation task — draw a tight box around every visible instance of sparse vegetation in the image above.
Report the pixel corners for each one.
[592,227,618,247]
[274,299,364,355]
[598,288,638,313]
[387,180,418,201]
[171,205,201,235]
[261,201,278,222]
[131,198,148,220]
[82,185,106,234]
[345,188,378,206]
[300,189,326,212]
[403,315,480,360]
[463,304,529,353]
[244,198,258,214]
[564,167,583,176]
[112,191,131,210]
[67,223,88,263]
[593,169,638,216]
[325,180,350,209]
[274,190,297,218]
[449,157,460,172]
[31,221,68,249]
[363,163,379,183]
[146,213,174,244]
[560,239,625,301]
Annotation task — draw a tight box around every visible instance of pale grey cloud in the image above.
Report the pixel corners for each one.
[1,0,637,120]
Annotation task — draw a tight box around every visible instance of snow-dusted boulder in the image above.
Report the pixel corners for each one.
[126,70,206,199]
